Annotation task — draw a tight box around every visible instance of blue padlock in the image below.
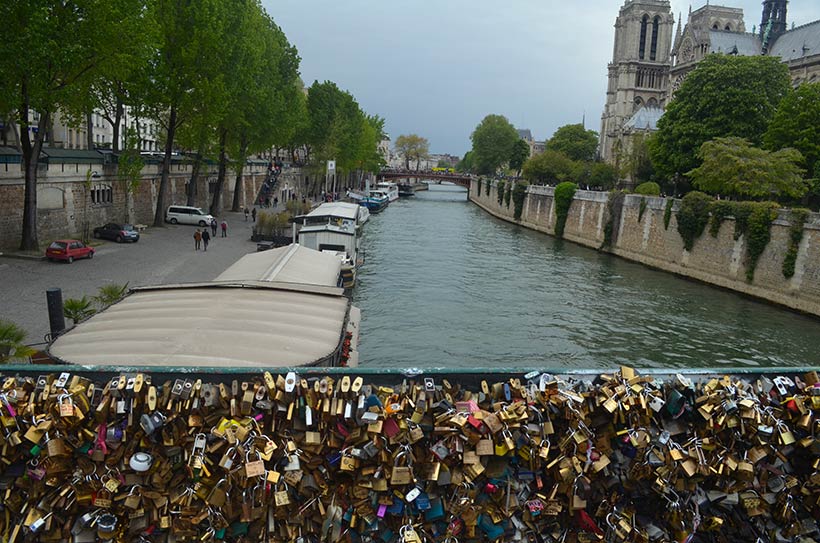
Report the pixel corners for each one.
[424,497,445,522]
[415,492,431,511]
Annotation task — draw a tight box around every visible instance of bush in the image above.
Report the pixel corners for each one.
[663,198,674,230]
[497,181,506,206]
[676,191,712,251]
[634,182,661,196]
[783,209,809,279]
[512,182,528,221]
[553,182,577,238]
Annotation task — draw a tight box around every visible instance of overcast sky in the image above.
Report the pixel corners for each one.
[265,1,820,156]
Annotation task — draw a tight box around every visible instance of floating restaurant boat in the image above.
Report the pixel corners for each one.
[375,181,400,202]
[359,192,389,214]
[48,244,361,367]
[398,182,415,197]
[293,202,363,289]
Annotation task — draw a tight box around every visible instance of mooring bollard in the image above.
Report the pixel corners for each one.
[46,288,65,339]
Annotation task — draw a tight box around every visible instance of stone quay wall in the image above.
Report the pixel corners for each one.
[0,160,299,250]
[470,180,820,317]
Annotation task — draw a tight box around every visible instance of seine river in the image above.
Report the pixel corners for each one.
[352,184,820,370]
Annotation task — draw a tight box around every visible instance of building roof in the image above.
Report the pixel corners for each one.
[48,283,350,367]
[624,106,664,131]
[709,30,762,56]
[517,129,533,142]
[215,244,342,287]
[769,20,820,62]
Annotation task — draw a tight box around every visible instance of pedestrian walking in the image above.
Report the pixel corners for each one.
[193,230,202,250]
[221,220,227,237]
[251,207,257,222]
[210,217,217,237]
[202,229,211,251]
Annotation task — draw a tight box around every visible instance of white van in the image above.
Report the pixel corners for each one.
[165,205,214,226]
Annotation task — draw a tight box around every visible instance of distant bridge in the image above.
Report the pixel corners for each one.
[377,170,473,189]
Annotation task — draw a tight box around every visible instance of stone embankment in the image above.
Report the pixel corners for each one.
[471,180,820,317]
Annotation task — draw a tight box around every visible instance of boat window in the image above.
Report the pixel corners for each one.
[319,244,346,253]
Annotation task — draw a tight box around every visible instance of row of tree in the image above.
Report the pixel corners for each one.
[638,56,819,205]
[0,0,385,251]
[456,115,618,189]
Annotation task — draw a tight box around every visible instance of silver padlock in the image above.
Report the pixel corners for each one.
[139,411,167,435]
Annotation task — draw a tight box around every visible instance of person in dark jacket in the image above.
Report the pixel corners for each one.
[202,229,211,251]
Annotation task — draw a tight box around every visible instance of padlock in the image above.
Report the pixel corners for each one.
[207,478,229,507]
[139,411,167,435]
[58,394,75,417]
[391,447,414,485]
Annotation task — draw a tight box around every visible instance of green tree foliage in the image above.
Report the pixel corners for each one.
[764,83,820,182]
[117,128,144,222]
[0,0,150,249]
[456,151,475,173]
[688,137,807,200]
[394,134,430,170]
[509,139,531,176]
[587,162,619,190]
[622,133,655,184]
[545,124,599,162]
[676,191,713,251]
[470,115,519,175]
[0,319,35,363]
[553,182,577,238]
[650,55,790,181]
[634,182,661,196]
[522,150,575,185]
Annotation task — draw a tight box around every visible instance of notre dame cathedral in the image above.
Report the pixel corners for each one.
[599,0,820,164]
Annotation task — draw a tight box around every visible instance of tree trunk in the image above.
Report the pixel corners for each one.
[231,137,248,212]
[186,152,201,206]
[19,81,48,251]
[86,112,94,150]
[112,98,123,152]
[210,128,227,216]
[154,105,177,227]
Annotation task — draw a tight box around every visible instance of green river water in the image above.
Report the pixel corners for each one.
[352,184,820,370]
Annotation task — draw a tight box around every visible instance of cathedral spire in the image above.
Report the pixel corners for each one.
[760,0,788,44]
[674,12,683,49]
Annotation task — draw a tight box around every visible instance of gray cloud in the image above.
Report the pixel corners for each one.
[265,0,819,156]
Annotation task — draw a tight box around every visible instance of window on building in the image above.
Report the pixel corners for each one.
[639,15,649,59]
[90,184,113,205]
[725,24,732,31]
[650,16,660,61]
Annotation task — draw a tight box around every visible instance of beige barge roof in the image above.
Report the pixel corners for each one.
[48,283,349,367]
[215,244,342,287]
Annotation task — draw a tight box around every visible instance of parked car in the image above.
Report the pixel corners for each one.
[165,205,214,226]
[93,223,140,243]
[45,240,95,263]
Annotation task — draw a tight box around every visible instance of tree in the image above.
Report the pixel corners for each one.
[0,319,35,363]
[0,0,148,250]
[622,132,655,184]
[764,83,820,181]
[509,139,530,176]
[470,115,518,175]
[688,137,807,200]
[394,134,429,170]
[650,55,790,181]
[521,150,576,185]
[456,151,475,173]
[545,124,598,162]
[117,128,144,223]
[588,162,619,191]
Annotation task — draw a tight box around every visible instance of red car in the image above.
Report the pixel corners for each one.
[45,239,95,263]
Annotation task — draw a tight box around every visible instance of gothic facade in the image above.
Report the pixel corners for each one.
[599,0,820,165]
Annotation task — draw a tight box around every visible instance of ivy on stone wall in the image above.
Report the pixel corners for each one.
[553,182,577,238]
[708,201,754,241]
[676,192,713,251]
[512,182,528,221]
[505,184,512,208]
[496,181,506,206]
[745,203,779,282]
[638,198,647,222]
[782,209,809,279]
[476,179,482,196]
[663,198,674,230]
[602,190,626,249]
[485,180,491,196]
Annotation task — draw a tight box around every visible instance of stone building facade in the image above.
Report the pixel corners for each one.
[600,0,820,164]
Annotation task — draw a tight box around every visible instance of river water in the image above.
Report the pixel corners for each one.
[352,184,820,370]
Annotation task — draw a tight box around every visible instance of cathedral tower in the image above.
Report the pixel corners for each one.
[760,0,788,51]
[599,0,675,162]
